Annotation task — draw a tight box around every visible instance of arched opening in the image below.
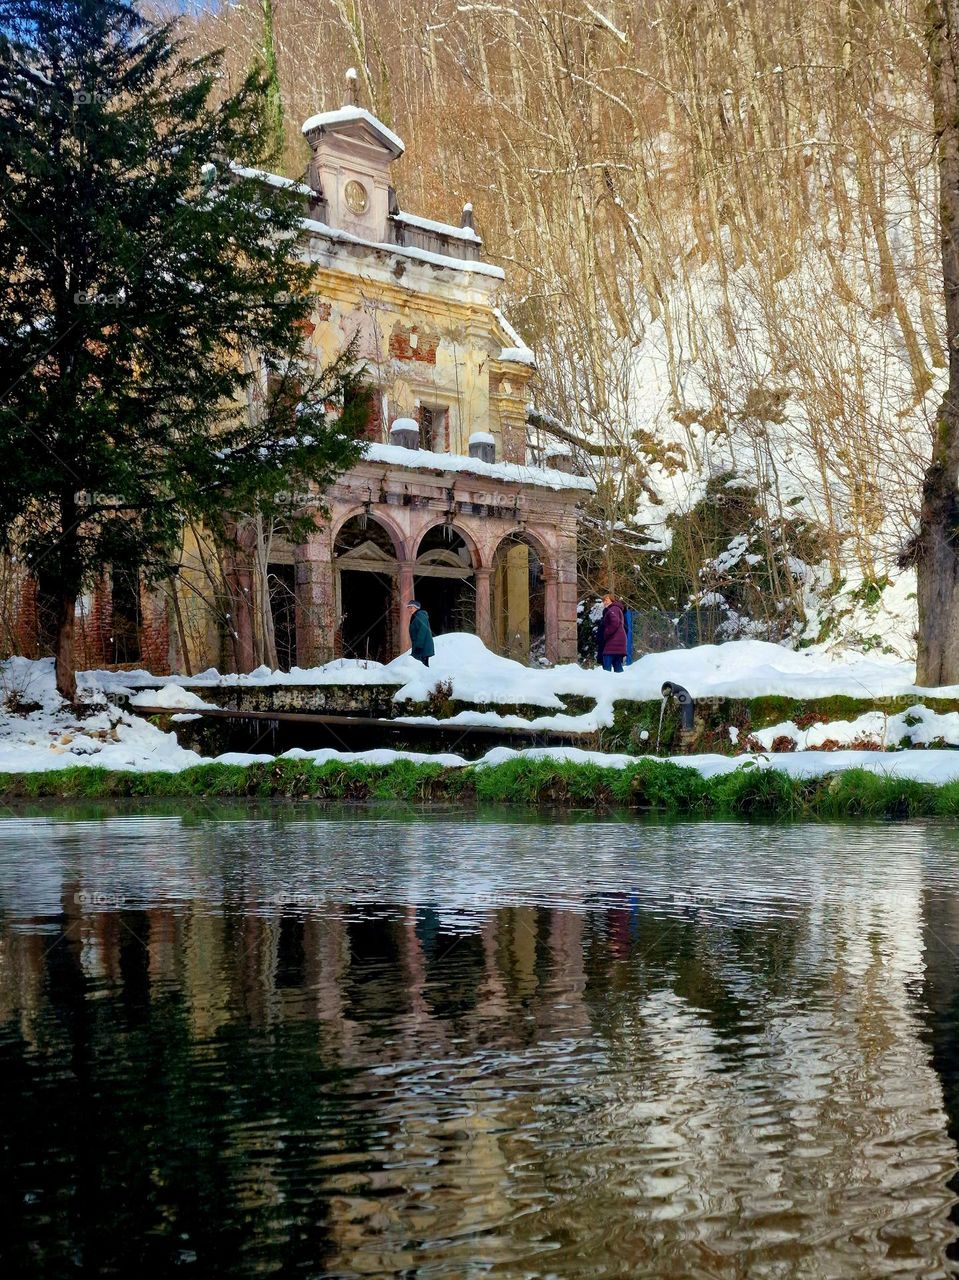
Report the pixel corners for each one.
[334,514,400,662]
[413,524,475,638]
[492,533,547,662]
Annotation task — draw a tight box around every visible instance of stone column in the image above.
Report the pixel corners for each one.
[295,533,335,666]
[555,545,579,663]
[398,559,416,654]
[474,567,493,647]
[505,543,530,660]
[543,566,559,666]
[222,557,255,673]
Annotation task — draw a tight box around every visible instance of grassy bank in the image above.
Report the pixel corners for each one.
[3,756,959,820]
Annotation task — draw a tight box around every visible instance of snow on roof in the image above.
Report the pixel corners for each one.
[362,441,594,492]
[300,104,405,156]
[302,215,505,279]
[492,305,535,364]
[469,431,495,444]
[394,210,481,243]
[500,346,536,366]
[230,163,314,198]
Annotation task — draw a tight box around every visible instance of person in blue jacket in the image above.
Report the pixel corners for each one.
[406,600,435,667]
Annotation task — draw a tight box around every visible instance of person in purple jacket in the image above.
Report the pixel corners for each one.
[598,590,628,673]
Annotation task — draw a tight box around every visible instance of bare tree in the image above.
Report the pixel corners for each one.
[913,1,959,683]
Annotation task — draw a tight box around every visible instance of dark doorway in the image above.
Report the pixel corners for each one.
[334,515,400,662]
[339,570,393,662]
[268,563,297,671]
[34,571,59,656]
[413,572,475,636]
[413,526,475,638]
[111,566,141,664]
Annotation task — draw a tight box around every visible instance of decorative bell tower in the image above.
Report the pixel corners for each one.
[301,69,405,240]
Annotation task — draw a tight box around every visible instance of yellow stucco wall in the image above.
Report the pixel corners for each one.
[303,261,531,457]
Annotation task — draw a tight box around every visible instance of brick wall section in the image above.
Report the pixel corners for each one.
[139,586,171,673]
[11,568,171,673]
[500,421,526,463]
[15,575,38,655]
[388,324,438,364]
[73,580,111,670]
[361,388,383,441]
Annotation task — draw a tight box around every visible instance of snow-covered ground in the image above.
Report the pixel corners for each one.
[2,634,959,781]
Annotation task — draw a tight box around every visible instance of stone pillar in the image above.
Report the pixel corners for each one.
[474,567,493,648]
[222,521,256,672]
[505,543,530,660]
[543,567,559,666]
[398,559,415,654]
[139,584,172,674]
[227,566,255,672]
[295,533,335,666]
[555,546,579,663]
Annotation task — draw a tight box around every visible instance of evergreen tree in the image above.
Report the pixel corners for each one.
[0,0,364,698]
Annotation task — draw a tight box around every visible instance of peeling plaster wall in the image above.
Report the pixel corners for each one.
[303,235,532,462]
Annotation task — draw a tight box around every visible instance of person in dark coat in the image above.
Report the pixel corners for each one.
[406,600,435,667]
[598,591,627,672]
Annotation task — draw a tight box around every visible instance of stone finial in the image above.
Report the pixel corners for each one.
[345,66,359,106]
[390,418,419,450]
[461,202,475,231]
[468,431,496,464]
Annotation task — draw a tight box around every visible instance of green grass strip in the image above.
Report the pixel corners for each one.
[2,756,959,820]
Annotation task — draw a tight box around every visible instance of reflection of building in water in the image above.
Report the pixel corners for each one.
[921,884,959,1257]
[1,843,958,1274]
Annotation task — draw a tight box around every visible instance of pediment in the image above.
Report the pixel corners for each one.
[336,538,396,566]
[302,106,405,160]
[418,549,468,568]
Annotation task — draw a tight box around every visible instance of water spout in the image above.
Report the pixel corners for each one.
[655,694,668,754]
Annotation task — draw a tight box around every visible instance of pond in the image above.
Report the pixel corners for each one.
[1,809,959,1277]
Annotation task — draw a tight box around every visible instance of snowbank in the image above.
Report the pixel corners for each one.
[59,631,944,709]
[128,686,215,711]
[4,635,959,781]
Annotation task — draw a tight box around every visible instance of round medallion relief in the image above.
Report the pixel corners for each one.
[344,179,369,215]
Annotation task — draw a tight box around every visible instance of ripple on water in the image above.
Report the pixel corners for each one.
[0,814,957,1277]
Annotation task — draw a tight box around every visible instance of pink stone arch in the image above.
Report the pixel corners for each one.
[331,504,407,559]
[412,520,482,569]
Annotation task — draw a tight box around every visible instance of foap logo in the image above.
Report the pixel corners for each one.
[272,489,314,508]
[74,890,124,908]
[668,889,716,915]
[271,889,322,909]
[74,290,124,307]
[471,490,515,510]
[73,88,109,106]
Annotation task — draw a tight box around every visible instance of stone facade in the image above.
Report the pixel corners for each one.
[219,88,591,671]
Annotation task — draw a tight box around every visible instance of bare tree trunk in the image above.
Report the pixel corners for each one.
[254,513,279,670]
[916,0,959,685]
[55,589,77,702]
[53,494,79,702]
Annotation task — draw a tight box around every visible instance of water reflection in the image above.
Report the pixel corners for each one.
[0,815,958,1276]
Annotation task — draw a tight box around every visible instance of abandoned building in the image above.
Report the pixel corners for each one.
[11,82,593,673]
